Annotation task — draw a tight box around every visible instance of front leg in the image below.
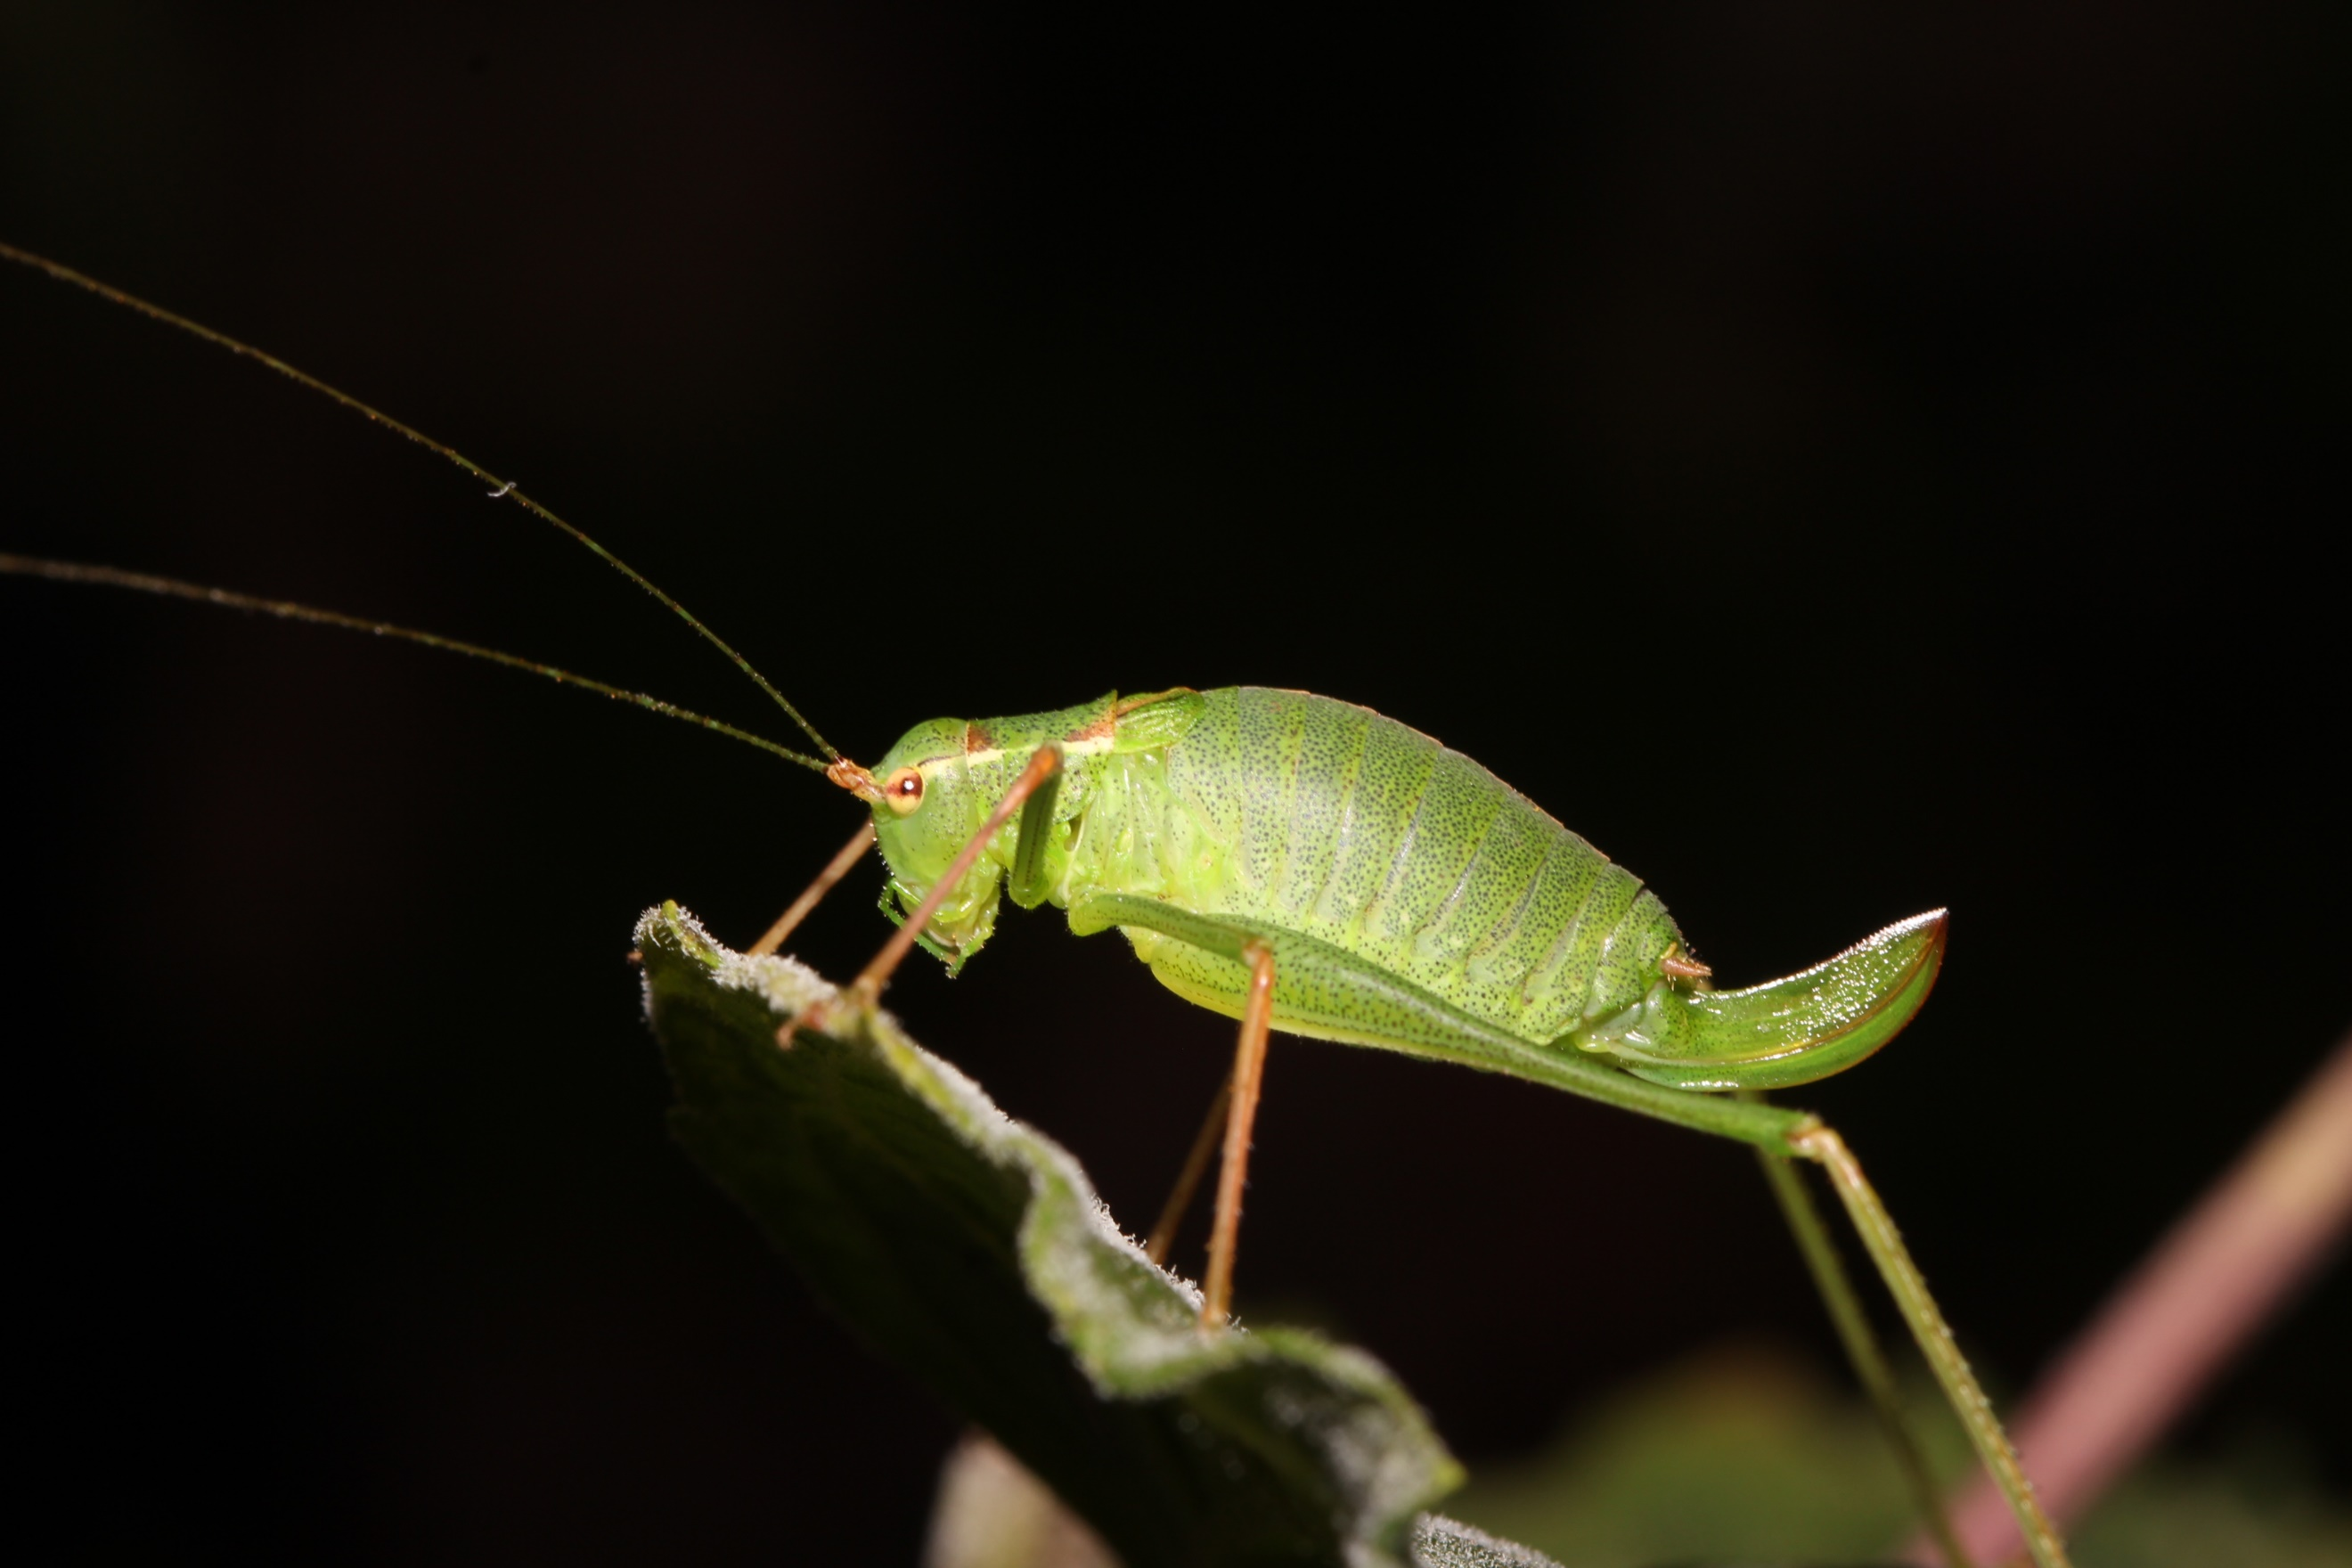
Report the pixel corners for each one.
[787,744,1063,1042]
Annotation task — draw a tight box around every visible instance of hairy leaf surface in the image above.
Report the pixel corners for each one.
[637,901,1486,1567]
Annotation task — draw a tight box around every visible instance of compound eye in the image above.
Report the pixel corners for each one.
[883,766,926,816]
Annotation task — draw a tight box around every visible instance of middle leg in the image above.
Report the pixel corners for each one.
[1200,941,1277,1327]
[1144,1071,1234,1267]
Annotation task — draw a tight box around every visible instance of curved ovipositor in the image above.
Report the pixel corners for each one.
[1570,911,1949,1091]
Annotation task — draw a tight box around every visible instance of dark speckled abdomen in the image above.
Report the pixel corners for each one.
[1132,688,1682,1047]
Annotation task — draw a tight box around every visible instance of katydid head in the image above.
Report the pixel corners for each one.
[843,696,1127,972]
[850,716,1012,971]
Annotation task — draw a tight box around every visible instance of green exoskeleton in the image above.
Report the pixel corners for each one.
[853,687,1940,1091]
[0,242,2067,1568]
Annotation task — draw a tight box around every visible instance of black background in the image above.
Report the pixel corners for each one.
[3,4,2346,1561]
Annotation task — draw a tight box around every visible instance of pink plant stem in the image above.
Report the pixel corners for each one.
[1912,1029,2352,1566]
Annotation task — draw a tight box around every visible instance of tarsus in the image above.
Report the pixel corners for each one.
[0,240,842,763]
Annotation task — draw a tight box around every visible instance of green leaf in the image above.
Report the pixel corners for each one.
[1447,1344,2352,1568]
[635,901,1487,1568]
[1447,1345,1951,1566]
[1407,1515,1568,1567]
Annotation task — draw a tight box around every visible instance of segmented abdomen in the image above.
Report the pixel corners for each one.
[1112,687,1680,1045]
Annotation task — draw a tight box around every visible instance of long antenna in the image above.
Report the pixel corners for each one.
[0,241,843,763]
[0,554,831,775]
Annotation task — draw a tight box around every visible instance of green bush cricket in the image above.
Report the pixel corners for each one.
[1,242,2067,1568]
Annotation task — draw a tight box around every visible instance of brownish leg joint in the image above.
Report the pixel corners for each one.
[1200,940,1277,1328]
